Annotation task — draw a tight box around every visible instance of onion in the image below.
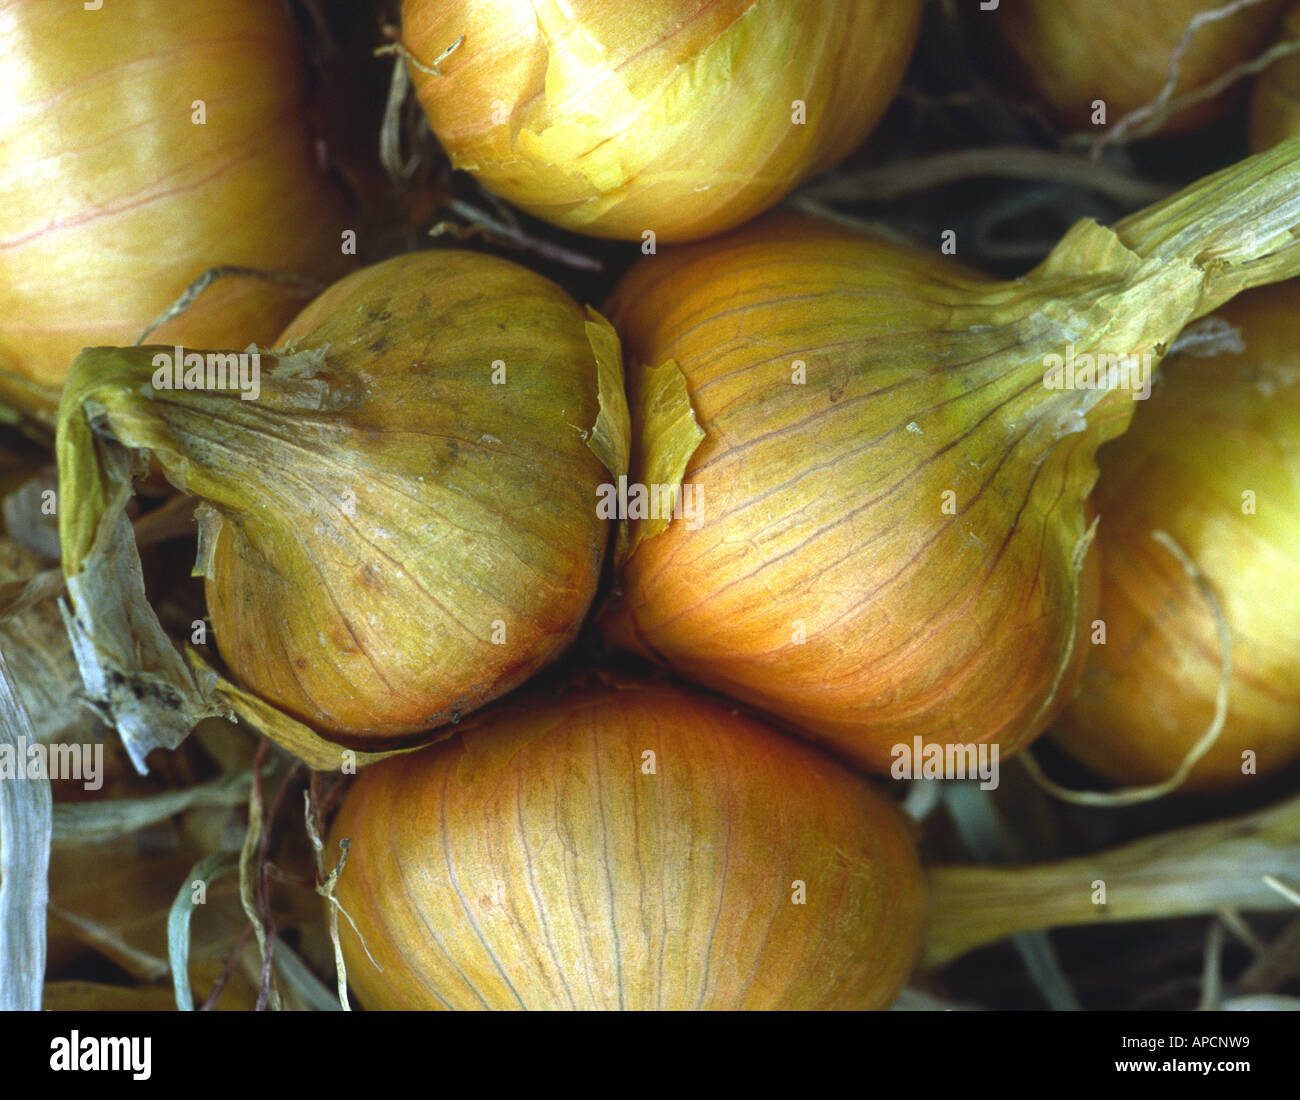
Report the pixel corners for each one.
[598,138,1300,775]
[0,0,347,420]
[1250,2,1300,150]
[327,678,925,1010]
[399,0,922,241]
[56,250,628,747]
[1054,281,1300,792]
[986,0,1287,135]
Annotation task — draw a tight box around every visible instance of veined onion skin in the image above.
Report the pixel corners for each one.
[0,0,347,413]
[987,0,1287,135]
[58,250,623,744]
[400,0,922,242]
[327,679,925,1010]
[1250,3,1300,152]
[1055,282,1300,792]
[597,140,1300,776]
[602,214,1102,774]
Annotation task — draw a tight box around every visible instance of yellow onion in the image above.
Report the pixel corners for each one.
[399,0,922,242]
[0,0,348,420]
[56,250,628,750]
[1054,281,1300,792]
[327,677,925,1010]
[987,0,1287,135]
[599,136,1300,776]
[1250,2,1300,150]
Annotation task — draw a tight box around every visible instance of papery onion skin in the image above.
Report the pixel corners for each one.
[0,0,347,413]
[327,679,925,1010]
[987,0,1287,135]
[598,140,1300,775]
[1055,282,1300,792]
[399,0,922,242]
[60,251,621,744]
[601,213,1105,774]
[208,252,618,741]
[1250,3,1300,151]
[0,537,80,746]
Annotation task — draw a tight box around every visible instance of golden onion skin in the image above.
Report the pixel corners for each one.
[56,250,619,744]
[988,0,1287,135]
[200,252,614,742]
[600,214,1119,774]
[399,0,922,242]
[1250,3,1300,151]
[328,680,925,1010]
[1055,282,1300,792]
[596,151,1300,775]
[0,0,346,410]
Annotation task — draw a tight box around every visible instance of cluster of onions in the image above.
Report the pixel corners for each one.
[599,138,1300,775]
[985,0,1288,135]
[1250,2,1300,150]
[328,678,924,1010]
[0,0,347,422]
[24,0,1300,1016]
[57,250,627,749]
[1053,281,1300,792]
[399,0,923,241]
